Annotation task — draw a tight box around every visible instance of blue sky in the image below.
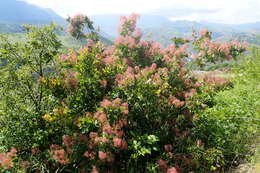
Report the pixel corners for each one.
[23,0,260,24]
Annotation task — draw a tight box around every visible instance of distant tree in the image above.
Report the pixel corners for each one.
[67,14,99,42]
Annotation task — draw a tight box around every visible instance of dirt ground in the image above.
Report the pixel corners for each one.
[233,141,260,173]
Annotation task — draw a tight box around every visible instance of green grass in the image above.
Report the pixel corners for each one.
[222,46,260,172]
[194,46,260,172]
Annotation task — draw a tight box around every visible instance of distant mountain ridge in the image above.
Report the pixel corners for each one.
[89,14,260,46]
[0,0,65,24]
[90,14,171,37]
[90,14,260,37]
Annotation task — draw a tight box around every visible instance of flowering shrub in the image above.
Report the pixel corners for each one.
[0,14,250,173]
[191,29,248,67]
[0,148,17,170]
[195,70,232,89]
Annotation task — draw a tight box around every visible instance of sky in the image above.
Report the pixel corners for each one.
[23,0,260,24]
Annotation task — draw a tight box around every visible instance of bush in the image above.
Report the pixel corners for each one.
[0,14,250,173]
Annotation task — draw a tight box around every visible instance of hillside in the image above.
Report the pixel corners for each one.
[0,24,24,33]
[0,0,65,25]
[2,32,113,49]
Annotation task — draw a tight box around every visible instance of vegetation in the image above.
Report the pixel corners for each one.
[192,46,260,172]
[0,13,258,173]
[0,32,112,51]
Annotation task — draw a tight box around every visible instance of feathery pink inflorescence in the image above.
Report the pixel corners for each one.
[167,167,178,173]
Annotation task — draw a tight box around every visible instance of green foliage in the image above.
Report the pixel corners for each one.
[171,37,190,48]
[0,24,64,166]
[0,24,24,33]
[129,134,159,159]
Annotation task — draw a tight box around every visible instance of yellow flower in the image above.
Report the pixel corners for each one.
[63,108,69,114]
[50,79,57,86]
[156,89,161,95]
[39,77,46,84]
[42,114,55,122]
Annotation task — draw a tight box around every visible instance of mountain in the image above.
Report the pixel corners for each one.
[230,22,260,31]
[199,21,260,32]
[90,14,260,46]
[0,0,65,25]
[142,23,260,46]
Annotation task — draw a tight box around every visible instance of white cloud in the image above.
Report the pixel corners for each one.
[24,0,175,16]
[23,0,260,24]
